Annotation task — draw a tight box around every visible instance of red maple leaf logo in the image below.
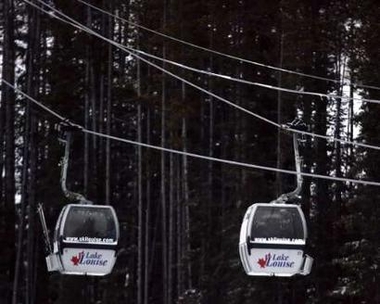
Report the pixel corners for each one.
[71,255,80,266]
[257,257,267,268]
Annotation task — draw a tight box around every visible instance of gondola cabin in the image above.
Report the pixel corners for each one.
[47,204,119,276]
[239,203,313,277]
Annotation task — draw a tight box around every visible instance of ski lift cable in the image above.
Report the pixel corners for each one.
[22,0,280,129]
[123,45,380,105]
[16,1,380,153]
[86,128,380,186]
[3,78,380,187]
[14,0,380,107]
[64,0,380,104]
[1,79,67,122]
[76,0,380,92]
[21,0,380,153]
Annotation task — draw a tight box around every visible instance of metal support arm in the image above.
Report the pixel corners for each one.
[59,124,89,203]
[272,119,305,204]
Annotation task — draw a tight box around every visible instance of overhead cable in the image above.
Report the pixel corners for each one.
[129,46,380,105]
[24,0,380,153]
[24,0,280,129]
[1,79,67,121]
[22,0,380,152]
[76,0,380,92]
[3,78,380,187]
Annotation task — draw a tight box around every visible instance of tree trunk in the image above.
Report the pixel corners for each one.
[25,6,40,303]
[137,54,143,304]
[144,108,151,304]
[181,116,192,290]
[276,31,284,196]
[161,0,168,302]
[168,149,174,303]
[84,5,92,197]
[105,1,113,205]
[1,0,16,302]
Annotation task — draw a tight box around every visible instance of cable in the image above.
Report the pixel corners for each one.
[23,0,380,153]
[76,0,380,92]
[1,79,67,121]
[24,0,280,130]
[3,78,380,187]
[85,129,380,186]
[29,0,380,107]
[75,0,380,104]
[130,46,380,105]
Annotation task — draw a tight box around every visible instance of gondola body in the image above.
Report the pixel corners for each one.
[239,203,313,277]
[47,204,119,276]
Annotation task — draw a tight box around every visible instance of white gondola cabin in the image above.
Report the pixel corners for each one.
[46,204,120,276]
[239,203,313,277]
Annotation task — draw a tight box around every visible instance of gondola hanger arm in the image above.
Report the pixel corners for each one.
[58,122,90,204]
[272,119,306,204]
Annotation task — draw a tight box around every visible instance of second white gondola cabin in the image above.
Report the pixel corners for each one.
[48,204,120,276]
[239,203,313,277]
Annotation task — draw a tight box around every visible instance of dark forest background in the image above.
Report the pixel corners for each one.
[1,0,380,303]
